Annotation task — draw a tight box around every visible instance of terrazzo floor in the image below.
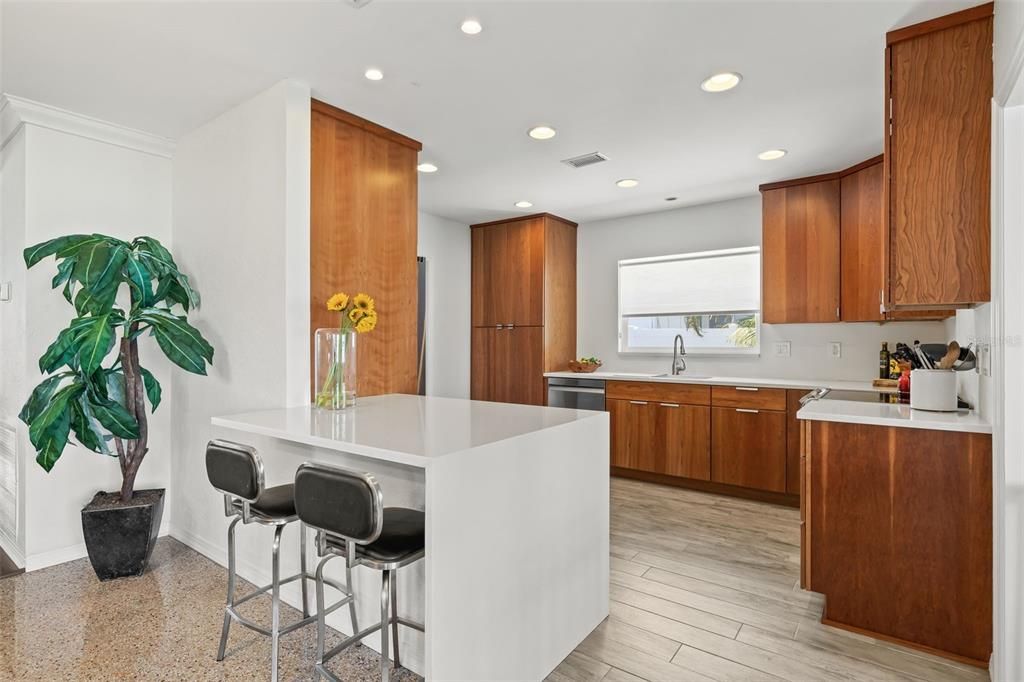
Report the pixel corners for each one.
[0,538,421,681]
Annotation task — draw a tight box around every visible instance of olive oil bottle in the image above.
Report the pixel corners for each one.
[879,342,891,379]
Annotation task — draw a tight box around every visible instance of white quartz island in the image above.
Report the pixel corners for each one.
[212,394,609,681]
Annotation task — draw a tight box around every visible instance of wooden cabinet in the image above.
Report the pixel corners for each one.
[471,218,544,327]
[885,4,992,309]
[608,397,710,480]
[470,214,576,405]
[310,99,421,396]
[760,178,841,323]
[711,407,787,492]
[471,326,544,405]
[804,419,992,664]
[840,158,886,322]
[785,390,804,495]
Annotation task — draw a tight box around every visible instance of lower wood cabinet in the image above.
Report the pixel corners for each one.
[710,407,787,493]
[608,398,710,479]
[471,326,544,405]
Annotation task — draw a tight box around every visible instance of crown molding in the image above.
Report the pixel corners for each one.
[0,94,175,158]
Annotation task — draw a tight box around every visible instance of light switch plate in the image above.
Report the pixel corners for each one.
[829,342,842,359]
[0,282,10,302]
[773,341,791,358]
[978,342,991,377]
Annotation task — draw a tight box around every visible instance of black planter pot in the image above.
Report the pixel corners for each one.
[81,488,165,581]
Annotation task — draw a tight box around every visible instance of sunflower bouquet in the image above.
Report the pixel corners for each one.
[315,292,377,408]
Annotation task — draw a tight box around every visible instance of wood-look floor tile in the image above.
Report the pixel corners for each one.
[546,651,612,682]
[610,556,650,577]
[610,584,742,639]
[601,666,647,682]
[577,633,714,682]
[586,618,682,661]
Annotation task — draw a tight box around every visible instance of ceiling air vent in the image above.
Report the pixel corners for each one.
[344,0,375,7]
[561,152,609,169]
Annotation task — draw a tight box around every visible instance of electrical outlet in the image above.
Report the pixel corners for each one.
[829,342,842,359]
[773,341,791,358]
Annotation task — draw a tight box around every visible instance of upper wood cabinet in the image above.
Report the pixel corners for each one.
[310,99,421,397]
[470,213,577,405]
[760,178,841,324]
[840,158,886,322]
[885,3,992,309]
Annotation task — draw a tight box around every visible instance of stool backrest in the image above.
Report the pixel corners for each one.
[206,439,264,502]
[294,462,383,544]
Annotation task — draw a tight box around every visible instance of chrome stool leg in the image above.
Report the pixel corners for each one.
[300,522,310,618]
[346,541,359,636]
[380,570,391,682]
[217,516,241,661]
[390,572,400,670]
[270,525,284,682]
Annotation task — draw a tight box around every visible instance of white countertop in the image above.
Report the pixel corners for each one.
[212,393,605,468]
[544,370,890,393]
[797,399,992,434]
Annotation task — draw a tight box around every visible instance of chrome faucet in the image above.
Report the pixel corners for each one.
[672,334,687,375]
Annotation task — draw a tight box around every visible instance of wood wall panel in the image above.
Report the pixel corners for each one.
[888,12,992,307]
[543,217,578,372]
[761,180,841,323]
[840,160,886,321]
[310,101,420,397]
[785,390,803,495]
[807,420,992,664]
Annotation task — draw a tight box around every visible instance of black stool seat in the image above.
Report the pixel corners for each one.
[250,484,297,518]
[357,508,424,563]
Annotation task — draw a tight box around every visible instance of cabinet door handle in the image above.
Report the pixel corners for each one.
[629,400,648,405]
[660,402,680,408]
[736,408,759,414]
[495,324,504,330]
[735,387,759,392]
[507,322,515,330]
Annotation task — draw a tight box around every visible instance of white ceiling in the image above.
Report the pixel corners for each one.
[2,0,980,225]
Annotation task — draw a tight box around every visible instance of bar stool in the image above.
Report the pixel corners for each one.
[205,440,354,682]
[293,461,426,682]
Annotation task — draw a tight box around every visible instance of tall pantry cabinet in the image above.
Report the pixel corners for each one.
[471,214,577,405]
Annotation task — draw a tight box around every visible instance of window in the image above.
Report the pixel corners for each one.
[618,247,760,355]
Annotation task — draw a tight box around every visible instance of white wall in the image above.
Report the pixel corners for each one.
[577,196,948,381]
[0,110,174,569]
[168,79,311,572]
[418,211,470,399]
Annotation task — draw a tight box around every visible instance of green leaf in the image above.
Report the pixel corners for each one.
[134,237,177,272]
[19,374,67,424]
[77,314,116,375]
[152,326,206,374]
[38,318,92,373]
[23,234,92,268]
[87,392,139,439]
[71,398,111,456]
[124,256,153,308]
[103,369,127,408]
[73,242,128,299]
[51,257,76,290]
[28,383,84,472]
[140,309,213,362]
[139,368,162,411]
[73,281,120,316]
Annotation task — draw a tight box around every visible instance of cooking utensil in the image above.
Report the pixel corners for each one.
[937,341,960,370]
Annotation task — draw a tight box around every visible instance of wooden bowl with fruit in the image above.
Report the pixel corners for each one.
[568,357,602,373]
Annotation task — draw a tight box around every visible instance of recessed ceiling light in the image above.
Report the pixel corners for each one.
[758,149,787,161]
[616,179,639,188]
[364,68,384,81]
[417,163,438,173]
[461,19,483,35]
[514,201,533,209]
[700,72,742,92]
[528,125,557,140]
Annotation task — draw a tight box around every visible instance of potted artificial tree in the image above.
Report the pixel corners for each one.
[19,234,213,580]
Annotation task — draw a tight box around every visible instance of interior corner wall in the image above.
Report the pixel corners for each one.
[168,80,311,563]
[417,211,471,399]
[5,123,173,570]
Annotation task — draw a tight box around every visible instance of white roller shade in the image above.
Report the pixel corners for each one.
[619,247,760,317]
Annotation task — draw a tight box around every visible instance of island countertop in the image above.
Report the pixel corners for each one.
[211,393,605,468]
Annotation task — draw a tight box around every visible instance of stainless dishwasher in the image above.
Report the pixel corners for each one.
[546,377,606,411]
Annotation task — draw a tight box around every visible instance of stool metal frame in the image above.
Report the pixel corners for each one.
[296,462,425,682]
[208,440,354,682]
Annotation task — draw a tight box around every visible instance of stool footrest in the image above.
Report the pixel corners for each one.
[226,572,353,638]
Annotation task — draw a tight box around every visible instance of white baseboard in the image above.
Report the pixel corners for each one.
[25,520,172,572]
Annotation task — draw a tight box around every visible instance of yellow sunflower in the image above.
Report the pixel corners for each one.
[355,310,377,333]
[326,293,349,312]
[348,307,364,324]
[352,293,375,314]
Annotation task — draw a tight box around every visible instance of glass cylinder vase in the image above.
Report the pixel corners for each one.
[314,328,357,410]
